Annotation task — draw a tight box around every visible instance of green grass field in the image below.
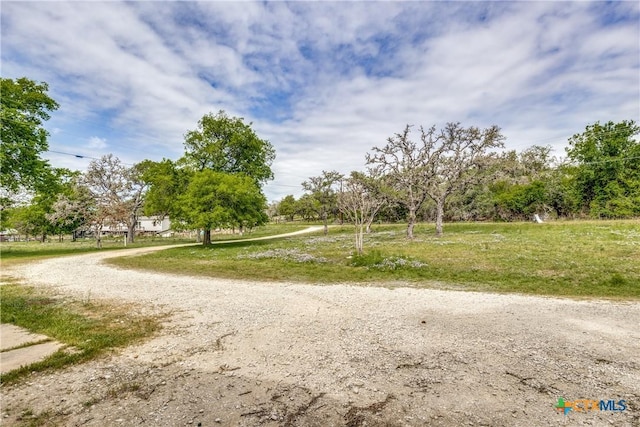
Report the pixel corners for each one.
[0,282,161,384]
[0,223,307,267]
[107,221,640,299]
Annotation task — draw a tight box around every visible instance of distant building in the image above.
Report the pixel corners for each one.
[0,229,19,242]
[101,216,173,237]
[137,216,173,236]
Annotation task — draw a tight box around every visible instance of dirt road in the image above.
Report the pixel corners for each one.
[2,235,639,426]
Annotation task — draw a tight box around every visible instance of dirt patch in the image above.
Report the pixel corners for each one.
[1,246,639,426]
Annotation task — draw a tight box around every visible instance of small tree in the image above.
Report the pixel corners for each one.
[366,125,435,239]
[278,195,297,222]
[338,171,387,255]
[82,155,147,244]
[302,170,343,235]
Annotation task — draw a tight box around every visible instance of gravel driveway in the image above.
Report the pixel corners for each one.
[2,235,639,426]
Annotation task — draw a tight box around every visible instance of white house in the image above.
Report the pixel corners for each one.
[101,216,173,237]
[137,216,172,235]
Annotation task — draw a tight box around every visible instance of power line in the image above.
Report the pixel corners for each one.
[45,150,134,166]
[46,150,100,161]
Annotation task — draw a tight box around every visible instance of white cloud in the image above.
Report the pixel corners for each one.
[87,137,108,150]
[2,1,638,201]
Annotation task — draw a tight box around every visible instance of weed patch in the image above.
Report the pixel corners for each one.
[0,284,161,384]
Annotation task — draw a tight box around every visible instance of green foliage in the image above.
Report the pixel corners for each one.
[349,249,384,267]
[493,180,548,220]
[302,170,343,234]
[567,120,640,218]
[183,110,275,186]
[278,195,297,221]
[295,193,321,221]
[139,158,189,220]
[1,77,59,192]
[182,170,268,235]
[4,168,77,239]
[140,110,277,243]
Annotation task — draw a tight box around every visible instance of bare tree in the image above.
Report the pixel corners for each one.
[366,125,434,239]
[425,123,504,236]
[302,170,343,235]
[82,155,147,244]
[338,170,387,255]
[368,123,504,238]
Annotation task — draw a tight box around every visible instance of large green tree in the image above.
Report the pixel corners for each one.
[139,159,189,221]
[1,77,59,192]
[566,120,640,218]
[183,110,275,185]
[180,110,275,243]
[182,170,267,245]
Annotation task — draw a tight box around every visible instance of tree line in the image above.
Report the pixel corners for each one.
[276,119,638,252]
[1,77,274,245]
[2,77,638,249]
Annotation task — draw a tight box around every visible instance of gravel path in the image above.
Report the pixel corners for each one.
[2,232,639,426]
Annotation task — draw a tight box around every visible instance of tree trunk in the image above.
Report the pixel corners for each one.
[355,225,364,255]
[127,223,135,244]
[435,199,444,237]
[203,229,211,245]
[365,213,378,234]
[322,211,328,235]
[407,208,416,239]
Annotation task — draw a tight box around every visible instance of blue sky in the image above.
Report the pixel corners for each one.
[2,1,639,201]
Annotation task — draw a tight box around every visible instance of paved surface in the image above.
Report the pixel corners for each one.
[0,323,63,374]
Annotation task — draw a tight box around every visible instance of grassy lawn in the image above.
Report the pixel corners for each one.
[0,223,308,267]
[0,282,161,384]
[108,220,640,299]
